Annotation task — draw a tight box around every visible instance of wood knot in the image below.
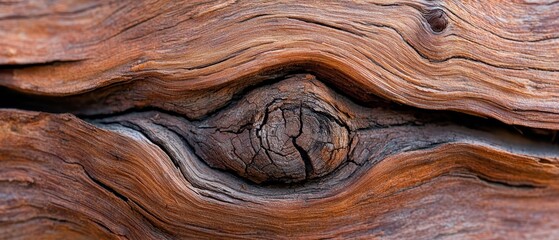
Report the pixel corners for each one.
[424,9,448,33]
[187,76,350,184]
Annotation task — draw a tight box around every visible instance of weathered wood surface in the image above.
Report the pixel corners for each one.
[1,0,559,239]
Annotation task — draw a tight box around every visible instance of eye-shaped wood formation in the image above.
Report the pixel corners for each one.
[2,0,559,239]
[92,74,559,191]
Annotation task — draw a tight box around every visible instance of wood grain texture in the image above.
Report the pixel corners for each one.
[1,0,559,239]
[1,0,559,128]
[2,106,559,239]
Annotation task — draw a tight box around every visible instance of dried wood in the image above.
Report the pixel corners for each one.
[1,1,559,239]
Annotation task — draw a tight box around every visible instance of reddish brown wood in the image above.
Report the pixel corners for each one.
[1,0,559,239]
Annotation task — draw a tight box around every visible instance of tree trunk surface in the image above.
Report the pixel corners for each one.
[1,1,559,239]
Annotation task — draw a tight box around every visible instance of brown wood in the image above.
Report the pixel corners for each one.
[1,0,559,239]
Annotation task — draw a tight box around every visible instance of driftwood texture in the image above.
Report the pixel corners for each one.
[1,0,559,239]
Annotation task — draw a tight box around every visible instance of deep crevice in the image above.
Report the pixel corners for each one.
[83,169,129,202]
[0,60,84,69]
[293,102,314,178]
[475,175,542,190]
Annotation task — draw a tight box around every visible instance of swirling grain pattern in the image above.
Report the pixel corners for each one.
[1,0,559,239]
[1,0,559,127]
[2,107,559,239]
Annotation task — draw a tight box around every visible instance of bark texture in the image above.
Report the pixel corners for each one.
[1,0,559,239]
